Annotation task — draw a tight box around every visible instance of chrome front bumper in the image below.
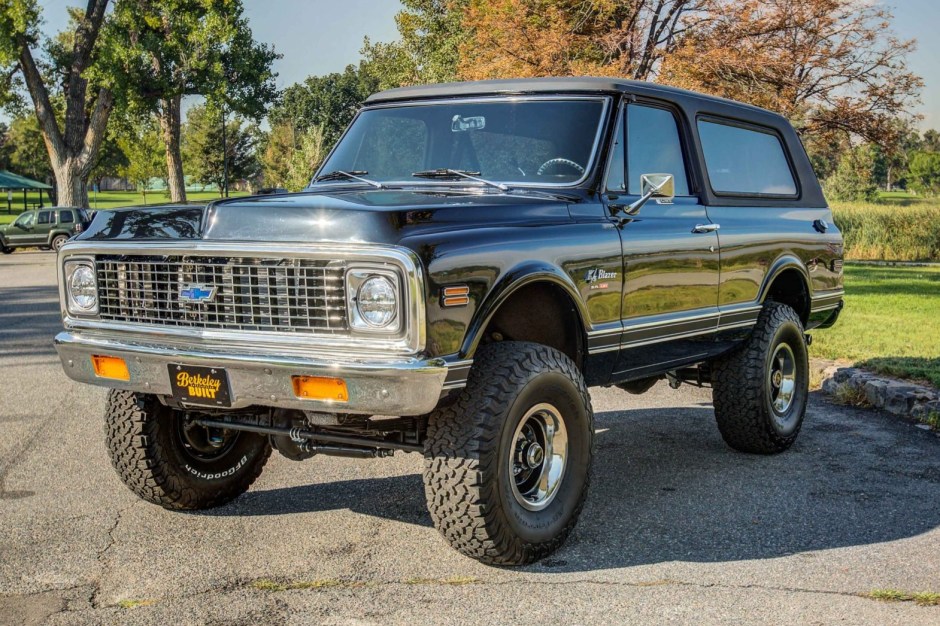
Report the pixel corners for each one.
[55,331,449,415]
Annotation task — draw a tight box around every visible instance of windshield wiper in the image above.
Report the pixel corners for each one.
[412,168,509,192]
[313,170,384,189]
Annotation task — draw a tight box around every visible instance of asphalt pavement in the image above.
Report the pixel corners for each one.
[1,251,938,625]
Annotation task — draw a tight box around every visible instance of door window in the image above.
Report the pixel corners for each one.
[14,212,35,228]
[697,119,797,196]
[59,210,74,223]
[627,105,690,196]
[37,210,51,225]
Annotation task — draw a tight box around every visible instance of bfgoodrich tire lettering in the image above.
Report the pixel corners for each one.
[423,341,594,565]
[710,302,809,454]
[105,390,271,509]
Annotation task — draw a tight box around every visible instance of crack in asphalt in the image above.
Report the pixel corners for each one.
[89,504,132,610]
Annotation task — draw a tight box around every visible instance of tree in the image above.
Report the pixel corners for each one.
[457,0,711,81]
[361,0,468,89]
[0,0,114,207]
[183,104,260,194]
[117,123,164,204]
[269,65,378,147]
[102,0,278,203]
[89,129,128,191]
[260,121,294,189]
[286,125,327,192]
[825,144,879,203]
[6,112,51,181]
[661,0,922,148]
[907,152,940,197]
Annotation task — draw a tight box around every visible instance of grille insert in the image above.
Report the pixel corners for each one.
[95,255,348,334]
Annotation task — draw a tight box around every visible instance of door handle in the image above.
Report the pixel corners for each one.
[692,223,720,233]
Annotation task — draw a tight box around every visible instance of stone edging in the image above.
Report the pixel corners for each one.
[812,358,940,423]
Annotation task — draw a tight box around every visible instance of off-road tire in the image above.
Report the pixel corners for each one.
[1,245,11,254]
[50,235,68,252]
[105,390,271,509]
[423,342,594,565]
[711,302,809,454]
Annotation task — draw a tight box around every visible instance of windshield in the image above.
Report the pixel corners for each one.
[315,98,608,187]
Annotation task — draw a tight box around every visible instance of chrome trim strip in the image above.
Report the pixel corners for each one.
[311,95,612,191]
[55,331,446,416]
[442,358,474,390]
[57,241,427,356]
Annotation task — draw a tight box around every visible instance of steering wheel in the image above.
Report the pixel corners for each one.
[536,158,585,176]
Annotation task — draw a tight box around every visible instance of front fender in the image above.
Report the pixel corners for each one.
[459,261,590,358]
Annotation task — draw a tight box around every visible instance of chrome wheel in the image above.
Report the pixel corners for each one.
[508,403,568,511]
[769,342,797,416]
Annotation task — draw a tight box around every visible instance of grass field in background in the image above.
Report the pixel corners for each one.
[0,190,248,224]
[810,264,940,387]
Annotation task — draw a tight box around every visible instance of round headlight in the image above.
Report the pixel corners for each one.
[68,264,98,311]
[356,275,397,327]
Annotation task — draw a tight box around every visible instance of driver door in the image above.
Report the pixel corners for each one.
[7,212,38,245]
[605,100,721,378]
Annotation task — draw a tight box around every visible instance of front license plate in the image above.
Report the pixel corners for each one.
[168,364,232,407]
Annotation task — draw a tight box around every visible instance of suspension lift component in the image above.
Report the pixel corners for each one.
[192,418,423,455]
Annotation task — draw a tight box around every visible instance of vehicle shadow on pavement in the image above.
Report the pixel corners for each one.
[206,401,940,571]
[0,285,61,359]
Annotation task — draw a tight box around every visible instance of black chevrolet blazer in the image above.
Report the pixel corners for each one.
[55,77,844,565]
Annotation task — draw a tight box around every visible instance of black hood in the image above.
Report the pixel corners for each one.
[78,189,573,246]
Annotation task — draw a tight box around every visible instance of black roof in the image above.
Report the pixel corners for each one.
[366,76,778,118]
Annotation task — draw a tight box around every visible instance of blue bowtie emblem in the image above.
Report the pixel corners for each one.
[180,285,216,303]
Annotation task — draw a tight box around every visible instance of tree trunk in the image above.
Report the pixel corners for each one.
[158,95,187,203]
[55,164,90,208]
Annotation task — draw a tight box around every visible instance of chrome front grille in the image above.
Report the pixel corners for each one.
[95,255,348,334]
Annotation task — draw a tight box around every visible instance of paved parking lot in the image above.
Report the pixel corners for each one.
[1,251,939,625]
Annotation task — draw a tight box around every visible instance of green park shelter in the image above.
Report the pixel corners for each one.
[0,170,53,213]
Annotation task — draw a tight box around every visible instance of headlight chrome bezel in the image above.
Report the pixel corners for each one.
[345,267,402,334]
[64,259,99,315]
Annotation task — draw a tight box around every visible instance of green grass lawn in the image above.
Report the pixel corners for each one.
[0,190,248,224]
[811,264,940,387]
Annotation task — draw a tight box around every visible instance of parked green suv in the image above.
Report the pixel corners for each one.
[0,207,91,254]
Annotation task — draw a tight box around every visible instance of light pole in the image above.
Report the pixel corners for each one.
[221,104,228,198]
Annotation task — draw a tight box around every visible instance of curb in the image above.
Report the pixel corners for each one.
[811,358,940,427]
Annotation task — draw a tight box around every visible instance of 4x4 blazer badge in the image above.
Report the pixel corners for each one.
[179,284,216,303]
[584,268,617,283]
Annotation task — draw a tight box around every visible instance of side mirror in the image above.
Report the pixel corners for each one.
[617,173,675,217]
[640,173,675,201]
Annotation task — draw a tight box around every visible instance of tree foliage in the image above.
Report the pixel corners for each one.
[661,0,922,148]
[907,152,940,198]
[117,121,164,203]
[361,0,468,89]
[101,0,278,202]
[183,103,260,193]
[825,144,879,203]
[269,65,378,147]
[458,0,709,81]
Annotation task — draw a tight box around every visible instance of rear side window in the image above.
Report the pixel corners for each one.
[37,210,51,224]
[698,120,797,196]
[59,210,74,223]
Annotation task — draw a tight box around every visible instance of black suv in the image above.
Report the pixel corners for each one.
[53,78,844,565]
[0,207,91,253]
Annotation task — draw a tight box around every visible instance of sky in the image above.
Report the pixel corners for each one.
[27,0,940,130]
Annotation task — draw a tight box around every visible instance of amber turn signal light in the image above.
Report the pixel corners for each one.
[91,355,130,381]
[292,376,348,402]
[442,285,470,307]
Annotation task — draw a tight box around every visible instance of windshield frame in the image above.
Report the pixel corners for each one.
[310,94,613,190]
